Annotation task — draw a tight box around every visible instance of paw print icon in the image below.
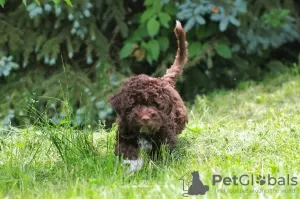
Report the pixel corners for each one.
[256,175,266,185]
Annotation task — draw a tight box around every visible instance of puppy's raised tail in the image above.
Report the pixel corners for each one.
[162,20,188,87]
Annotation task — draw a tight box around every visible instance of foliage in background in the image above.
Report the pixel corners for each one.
[0,0,127,128]
[119,0,300,99]
[0,0,300,128]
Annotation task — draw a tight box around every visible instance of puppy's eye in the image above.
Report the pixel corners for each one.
[150,112,157,118]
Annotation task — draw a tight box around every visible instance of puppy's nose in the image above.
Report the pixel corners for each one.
[141,115,150,121]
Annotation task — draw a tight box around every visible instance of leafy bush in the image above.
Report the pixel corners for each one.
[119,0,300,99]
[0,0,126,128]
[0,0,299,128]
[177,0,247,32]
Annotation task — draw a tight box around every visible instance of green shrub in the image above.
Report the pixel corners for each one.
[0,0,126,128]
[0,0,299,128]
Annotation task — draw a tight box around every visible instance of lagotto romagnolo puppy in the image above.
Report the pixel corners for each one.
[108,20,188,172]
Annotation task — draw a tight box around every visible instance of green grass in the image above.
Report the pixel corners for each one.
[0,66,300,199]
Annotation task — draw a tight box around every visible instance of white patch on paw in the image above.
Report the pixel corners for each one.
[123,158,143,173]
[138,138,152,151]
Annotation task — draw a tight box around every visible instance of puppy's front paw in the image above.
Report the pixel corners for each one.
[123,158,144,173]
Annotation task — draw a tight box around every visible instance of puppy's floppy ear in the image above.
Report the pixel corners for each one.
[108,90,134,114]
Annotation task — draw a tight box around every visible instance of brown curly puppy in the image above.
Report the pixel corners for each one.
[109,21,188,171]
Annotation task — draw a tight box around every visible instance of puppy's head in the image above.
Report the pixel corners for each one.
[109,75,175,136]
[127,105,163,135]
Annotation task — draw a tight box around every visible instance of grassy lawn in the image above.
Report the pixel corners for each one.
[0,66,300,199]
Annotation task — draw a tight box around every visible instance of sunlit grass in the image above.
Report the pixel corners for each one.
[0,66,299,198]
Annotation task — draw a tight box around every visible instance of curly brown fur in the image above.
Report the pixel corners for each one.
[109,21,188,162]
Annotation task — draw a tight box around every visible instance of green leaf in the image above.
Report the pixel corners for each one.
[228,16,240,26]
[146,55,153,64]
[219,17,229,32]
[147,39,160,60]
[0,0,5,7]
[164,3,178,15]
[141,41,147,49]
[22,0,27,6]
[158,12,171,28]
[127,25,148,42]
[60,119,70,125]
[184,17,195,32]
[147,17,160,37]
[35,0,40,6]
[119,43,135,59]
[64,0,73,7]
[157,37,169,52]
[215,43,232,59]
[141,41,153,64]
[140,8,155,23]
[52,0,60,5]
[189,42,202,57]
[153,0,161,11]
[195,15,205,25]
